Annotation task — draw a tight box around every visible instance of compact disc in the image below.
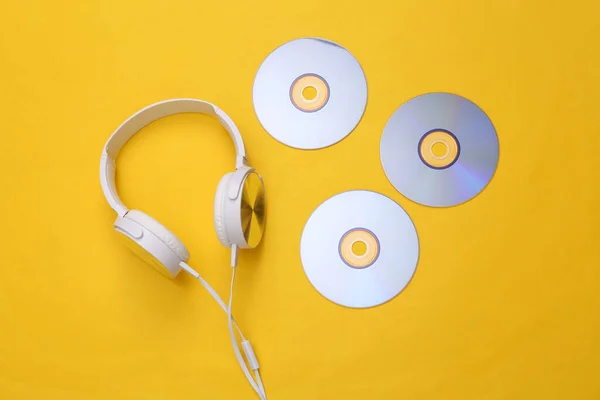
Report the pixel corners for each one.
[300,190,419,308]
[380,92,499,207]
[253,38,367,149]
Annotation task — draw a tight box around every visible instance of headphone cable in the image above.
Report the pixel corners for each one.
[179,261,267,400]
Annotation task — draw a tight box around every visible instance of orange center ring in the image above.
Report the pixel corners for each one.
[418,128,460,170]
[338,228,380,269]
[289,73,330,113]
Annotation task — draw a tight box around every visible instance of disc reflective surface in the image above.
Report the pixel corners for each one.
[380,92,499,207]
[253,38,367,149]
[300,190,419,308]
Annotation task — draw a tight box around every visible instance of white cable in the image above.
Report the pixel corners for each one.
[255,370,265,394]
[179,262,266,400]
[179,262,246,340]
[228,267,267,400]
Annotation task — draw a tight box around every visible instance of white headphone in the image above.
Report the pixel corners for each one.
[100,98,268,399]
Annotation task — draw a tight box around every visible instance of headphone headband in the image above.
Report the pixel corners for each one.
[100,98,247,216]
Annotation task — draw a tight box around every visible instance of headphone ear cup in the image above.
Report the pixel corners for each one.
[214,167,266,250]
[126,210,190,261]
[114,210,189,278]
[214,173,234,248]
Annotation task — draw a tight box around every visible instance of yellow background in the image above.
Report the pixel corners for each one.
[1,0,599,398]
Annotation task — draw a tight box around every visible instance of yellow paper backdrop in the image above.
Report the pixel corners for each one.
[1,1,599,399]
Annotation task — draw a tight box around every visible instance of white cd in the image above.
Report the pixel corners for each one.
[300,190,419,308]
[380,92,499,207]
[253,38,368,150]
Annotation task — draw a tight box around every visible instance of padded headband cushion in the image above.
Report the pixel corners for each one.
[125,210,190,261]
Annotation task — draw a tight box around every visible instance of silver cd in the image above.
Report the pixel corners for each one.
[253,38,367,149]
[300,190,419,308]
[380,92,499,207]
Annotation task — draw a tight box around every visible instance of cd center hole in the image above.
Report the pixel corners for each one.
[431,141,448,158]
[351,240,367,256]
[302,85,318,101]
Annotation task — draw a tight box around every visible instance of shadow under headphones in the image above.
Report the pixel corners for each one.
[99,98,268,399]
